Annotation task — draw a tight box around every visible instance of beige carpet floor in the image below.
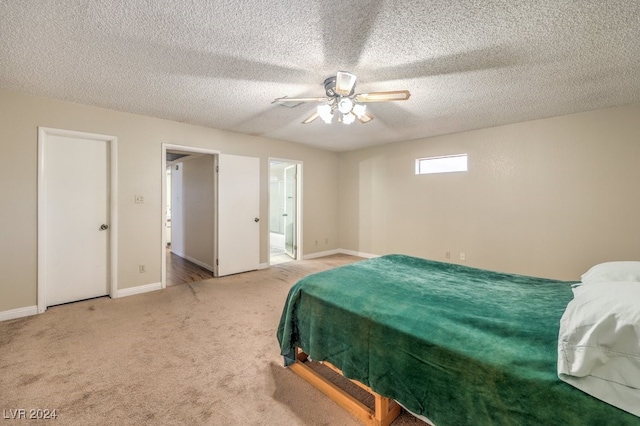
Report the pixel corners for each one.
[0,254,425,425]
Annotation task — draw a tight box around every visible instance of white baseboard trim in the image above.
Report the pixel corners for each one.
[303,249,342,260]
[338,249,380,259]
[0,305,38,322]
[171,250,215,272]
[116,282,162,298]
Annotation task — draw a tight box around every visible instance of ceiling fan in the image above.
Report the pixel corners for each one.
[272,71,411,125]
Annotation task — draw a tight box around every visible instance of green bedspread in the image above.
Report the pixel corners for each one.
[277,255,640,425]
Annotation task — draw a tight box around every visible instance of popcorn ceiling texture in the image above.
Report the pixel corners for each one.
[1,0,639,151]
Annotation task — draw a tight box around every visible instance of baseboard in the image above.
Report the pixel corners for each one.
[303,249,342,260]
[0,305,38,322]
[116,282,162,298]
[171,250,215,272]
[303,249,380,260]
[337,249,380,259]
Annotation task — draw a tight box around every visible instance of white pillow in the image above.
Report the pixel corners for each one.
[558,281,640,416]
[580,261,640,284]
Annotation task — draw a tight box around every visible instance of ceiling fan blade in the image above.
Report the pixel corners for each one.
[358,111,374,123]
[302,111,319,124]
[272,96,330,104]
[335,71,357,96]
[355,90,411,102]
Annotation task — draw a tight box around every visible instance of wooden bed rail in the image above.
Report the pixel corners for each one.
[288,348,401,426]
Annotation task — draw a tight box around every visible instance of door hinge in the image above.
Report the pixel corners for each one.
[216,166,219,172]
[294,244,298,250]
[216,259,219,266]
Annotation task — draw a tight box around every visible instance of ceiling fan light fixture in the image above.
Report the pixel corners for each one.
[342,112,356,125]
[337,98,354,114]
[317,104,333,123]
[275,71,410,126]
[352,103,367,118]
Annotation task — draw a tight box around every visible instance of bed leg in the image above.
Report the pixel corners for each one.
[374,394,401,426]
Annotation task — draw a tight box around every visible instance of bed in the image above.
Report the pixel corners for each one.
[276,254,640,425]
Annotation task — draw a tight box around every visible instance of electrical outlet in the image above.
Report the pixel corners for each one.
[139,265,146,273]
[460,253,466,261]
[135,195,144,204]
[445,251,451,259]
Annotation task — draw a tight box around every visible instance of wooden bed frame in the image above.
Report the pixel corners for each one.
[289,347,401,426]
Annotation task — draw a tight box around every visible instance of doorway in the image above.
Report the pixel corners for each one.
[161,145,261,287]
[37,127,117,313]
[269,159,301,265]
[164,148,217,287]
[165,151,216,286]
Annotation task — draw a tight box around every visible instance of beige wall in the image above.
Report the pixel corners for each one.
[0,90,340,312]
[3,87,638,313]
[339,104,640,280]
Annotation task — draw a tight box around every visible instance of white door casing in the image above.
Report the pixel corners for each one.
[38,128,118,312]
[284,164,297,258]
[268,158,303,263]
[161,144,220,288]
[217,154,260,276]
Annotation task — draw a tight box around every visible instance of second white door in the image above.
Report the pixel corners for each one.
[217,154,260,276]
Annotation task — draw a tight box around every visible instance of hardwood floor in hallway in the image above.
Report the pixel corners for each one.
[166,248,214,287]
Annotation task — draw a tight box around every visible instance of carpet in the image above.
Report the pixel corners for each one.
[0,255,424,425]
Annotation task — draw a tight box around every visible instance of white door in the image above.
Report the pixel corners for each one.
[217,154,260,276]
[284,165,297,258]
[41,133,110,307]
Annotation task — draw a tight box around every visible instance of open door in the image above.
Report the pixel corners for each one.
[216,154,260,276]
[284,165,297,258]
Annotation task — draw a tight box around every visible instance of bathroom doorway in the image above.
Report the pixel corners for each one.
[269,159,301,265]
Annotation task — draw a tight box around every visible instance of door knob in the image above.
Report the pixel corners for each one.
[100,224,109,230]
[254,218,260,222]
[282,213,288,217]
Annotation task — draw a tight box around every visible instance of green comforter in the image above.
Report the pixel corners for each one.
[277,255,640,425]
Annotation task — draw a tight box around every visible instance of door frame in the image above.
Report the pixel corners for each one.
[268,158,303,263]
[283,164,296,258]
[37,127,118,313]
[161,144,220,288]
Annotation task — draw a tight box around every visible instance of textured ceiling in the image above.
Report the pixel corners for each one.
[1,1,639,151]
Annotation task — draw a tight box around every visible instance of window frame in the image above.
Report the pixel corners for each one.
[415,153,468,175]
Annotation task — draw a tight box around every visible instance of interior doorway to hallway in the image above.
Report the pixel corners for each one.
[162,144,261,286]
[165,149,216,286]
[269,159,302,265]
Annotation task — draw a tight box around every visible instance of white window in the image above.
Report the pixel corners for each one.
[415,154,468,175]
